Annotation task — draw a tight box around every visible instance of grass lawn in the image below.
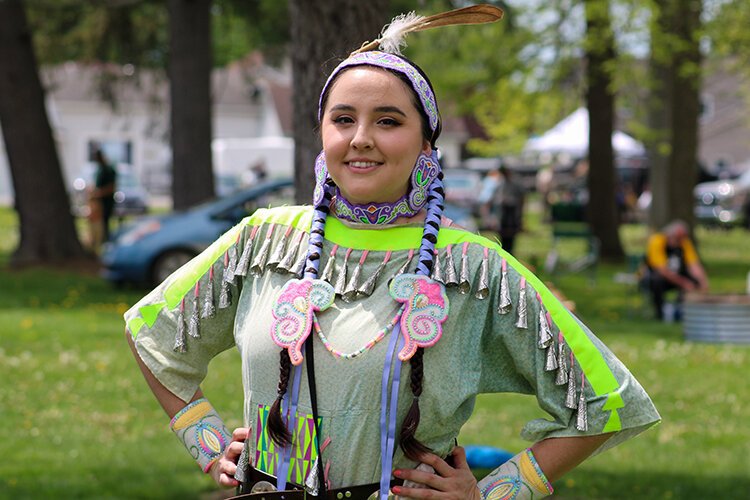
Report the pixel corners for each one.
[1,206,749,499]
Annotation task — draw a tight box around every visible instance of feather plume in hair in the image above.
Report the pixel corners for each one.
[378,12,425,55]
[353,4,504,55]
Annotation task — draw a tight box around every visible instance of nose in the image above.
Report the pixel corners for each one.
[350,123,374,150]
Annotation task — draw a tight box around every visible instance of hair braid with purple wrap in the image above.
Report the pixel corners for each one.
[266,180,335,447]
[400,172,444,460]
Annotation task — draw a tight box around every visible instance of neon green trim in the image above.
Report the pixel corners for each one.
[162,224,245,309]
[127,204,625,431]
[497,248,624,431]
[140,302,166,328]
[127,317,146,338]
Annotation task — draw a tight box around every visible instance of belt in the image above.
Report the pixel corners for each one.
[228,466,401,500]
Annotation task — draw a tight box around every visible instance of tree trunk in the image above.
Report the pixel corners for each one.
[584,0,624,261]
[168,0,214,210]
[0,0,89,265]
[289,0,390,204]
[648,0,702,230]
[667,0,702,229]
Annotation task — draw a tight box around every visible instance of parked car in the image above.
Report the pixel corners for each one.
[442,168,482,209]
[101,177,477,286]
[72,163,149,218]
[694,169,750,227]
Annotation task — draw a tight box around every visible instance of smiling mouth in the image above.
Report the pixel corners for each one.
[347,161,383,169]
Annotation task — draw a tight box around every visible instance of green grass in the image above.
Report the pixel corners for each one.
[1,206,749,499]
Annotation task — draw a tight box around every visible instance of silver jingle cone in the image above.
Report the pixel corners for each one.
[475,255,489,300]
[224,247,238,284]
[458,251,471,294]
[444,248,459,287]
[234,232,254,277]
[249,235,272,277]
[497,269,512,314]
[431,252,444,283]
[321,253,336,283]
[266,237,287,271]
[538,310,553,349]
[565,367,578,409]
[219,270,232,309]
[275,239,299,273]
[555,343,569,385]
[359,259,387,297]
[544,343,558,371]
[576,390,588,431]
[334,252,350,296]
[188,295,200,339]
[290,249,307,278]
[515,286,528,329]
[201,276,216,319]
[304,456,320,496]
[389,252,413,285]
[343,260,363,302]
[173,307,188,353]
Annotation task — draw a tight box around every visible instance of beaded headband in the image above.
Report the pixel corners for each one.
[318,51,440,133]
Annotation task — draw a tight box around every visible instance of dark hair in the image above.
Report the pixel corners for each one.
[318,54,441,148]
[267,55,444,462]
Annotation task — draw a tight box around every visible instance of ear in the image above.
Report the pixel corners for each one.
[421,139,432,156]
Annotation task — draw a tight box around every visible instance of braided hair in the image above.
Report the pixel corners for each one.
[268,55,444,462]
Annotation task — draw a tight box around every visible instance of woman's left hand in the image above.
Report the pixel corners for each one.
[392,446,481,499]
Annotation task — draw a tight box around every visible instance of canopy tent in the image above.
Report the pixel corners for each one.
[524,107,646,157]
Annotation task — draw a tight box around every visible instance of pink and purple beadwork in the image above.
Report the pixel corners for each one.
[389,273,449,361]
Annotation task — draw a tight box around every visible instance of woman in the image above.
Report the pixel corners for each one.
[125,10,659,500]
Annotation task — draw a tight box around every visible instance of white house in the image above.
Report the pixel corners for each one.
[0,54,291,204]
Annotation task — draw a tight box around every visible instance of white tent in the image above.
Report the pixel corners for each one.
[524,107,645,157]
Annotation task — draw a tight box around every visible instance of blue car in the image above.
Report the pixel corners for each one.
[102,179,295,285]
[102,178,477,286]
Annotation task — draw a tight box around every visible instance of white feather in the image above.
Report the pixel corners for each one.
[378,12,424,55]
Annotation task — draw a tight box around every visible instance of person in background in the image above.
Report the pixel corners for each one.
[645,220,709,320]
[90,149,116,247]
[481,166,525,254]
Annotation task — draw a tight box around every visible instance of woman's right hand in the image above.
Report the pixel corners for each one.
[209,427,250,488]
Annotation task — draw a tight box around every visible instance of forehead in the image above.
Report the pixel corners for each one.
[324,67,415,110]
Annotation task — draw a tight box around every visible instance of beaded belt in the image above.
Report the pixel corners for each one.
[228,466,401,500]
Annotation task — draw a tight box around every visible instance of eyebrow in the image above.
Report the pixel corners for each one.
[329,104,407,117]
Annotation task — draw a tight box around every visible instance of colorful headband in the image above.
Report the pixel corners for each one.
[318,51,440,133]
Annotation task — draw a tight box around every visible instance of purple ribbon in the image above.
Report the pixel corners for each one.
[379,321,405,499]
[276,349,304,491]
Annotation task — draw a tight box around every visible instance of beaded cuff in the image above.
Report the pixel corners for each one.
[477,448,553,499]
[170,398,231,473]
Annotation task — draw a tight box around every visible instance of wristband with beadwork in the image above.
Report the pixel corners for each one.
[476,448,553,499]
[169,398,231,473]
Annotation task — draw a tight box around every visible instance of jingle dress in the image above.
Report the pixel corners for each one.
[125,205,660,488]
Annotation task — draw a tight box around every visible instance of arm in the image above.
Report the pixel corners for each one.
[126,331,247,487]
[126,331,202,417]
[687,262,709,291]
[653,265,697,291]
[530,433,612,482]
[394,434,612,499]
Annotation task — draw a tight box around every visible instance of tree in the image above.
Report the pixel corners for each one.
[168,0,215,210]
[0,0,89,265]
[289,0,390,204]
[646,0,703,230]
[584,0,624,260]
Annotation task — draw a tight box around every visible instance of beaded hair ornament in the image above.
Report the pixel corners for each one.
[267,5,503,498]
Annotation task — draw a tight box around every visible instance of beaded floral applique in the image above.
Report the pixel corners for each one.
[271,278,335,365]
[389,273,449,361]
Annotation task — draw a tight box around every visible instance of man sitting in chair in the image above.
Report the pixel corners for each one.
[645,220,709,320]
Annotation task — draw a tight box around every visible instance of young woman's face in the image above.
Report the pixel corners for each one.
[321,67,431,206]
